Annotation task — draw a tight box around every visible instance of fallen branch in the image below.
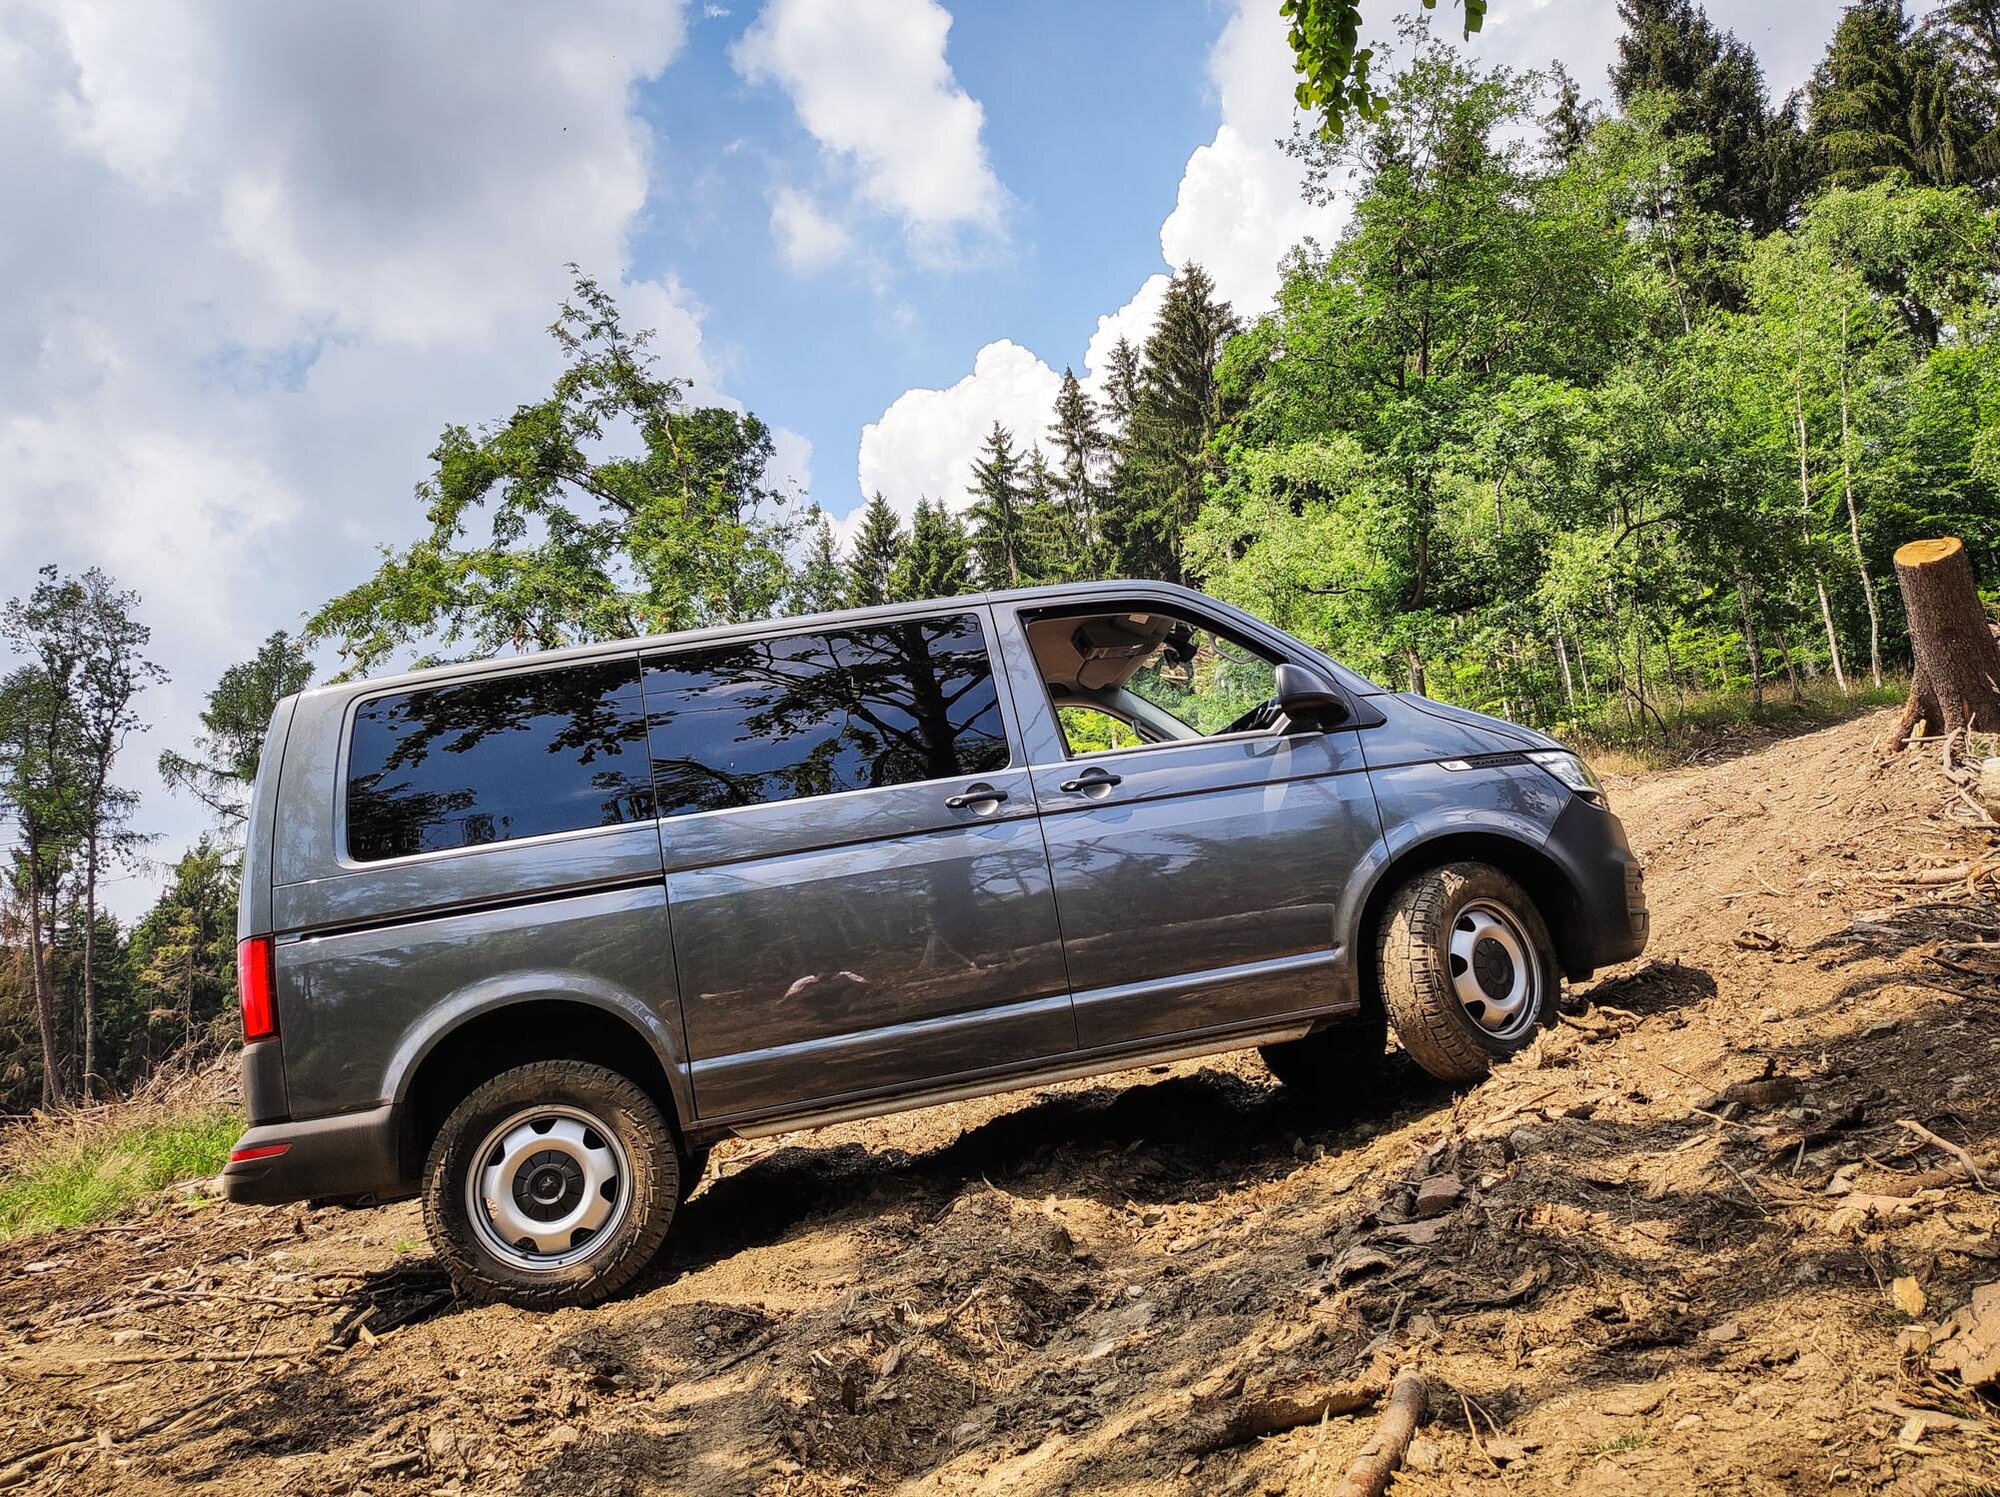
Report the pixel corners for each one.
[1330,1370,1427,1497]
[1897,1120,1993,1192]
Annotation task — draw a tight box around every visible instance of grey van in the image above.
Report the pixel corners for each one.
[225,581,1646,1307]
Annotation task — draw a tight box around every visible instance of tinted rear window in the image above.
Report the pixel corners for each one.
[644,613,1009,816]
[345,659,653,862]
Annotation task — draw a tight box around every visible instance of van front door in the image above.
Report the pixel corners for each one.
[645,609,1072,1121]
[997,599,1380,1050]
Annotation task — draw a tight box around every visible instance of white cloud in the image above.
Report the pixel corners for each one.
[850,0,1325,533]
[1158,0,1346,314]
[768,186,854,272]
[1080,273,1169,399]
[855,340,1060,522]
[731,0,1005,262]
[0,0,745,918]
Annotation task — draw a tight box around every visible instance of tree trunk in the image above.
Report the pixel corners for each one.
[1735,571,1764,710]
[81,829,98,1103]
[1794,397,1850,694]
[1554,627,1576,708]
[1838,310,1884,687]
[1887,537,2000,751]
[25,870,64,1110]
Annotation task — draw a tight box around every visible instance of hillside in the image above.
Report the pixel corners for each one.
[2,707,1997,1495]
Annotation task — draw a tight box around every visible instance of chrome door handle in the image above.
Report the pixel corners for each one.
[945,787,1009,810]
[1058,768,1123,793]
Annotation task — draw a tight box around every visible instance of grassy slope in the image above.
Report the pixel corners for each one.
[0,1106,239,1239]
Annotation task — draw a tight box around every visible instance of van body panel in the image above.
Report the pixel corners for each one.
[667,790,1072,1114]
[1033,750,1378,1046]
[275,882,681,1120]
[237,693,299,943]
[271,822,664,935]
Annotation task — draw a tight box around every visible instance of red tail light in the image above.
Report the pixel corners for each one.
[238,935,278,1043]
[229,1142,290,1164]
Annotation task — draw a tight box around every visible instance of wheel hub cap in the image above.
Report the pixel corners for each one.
[465,1106,630,1273]
[1447,899,1540,1040]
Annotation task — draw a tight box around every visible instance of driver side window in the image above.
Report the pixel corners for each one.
[1024,605,1283,757]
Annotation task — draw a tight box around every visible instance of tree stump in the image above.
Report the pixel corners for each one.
[1886,538,2000,754]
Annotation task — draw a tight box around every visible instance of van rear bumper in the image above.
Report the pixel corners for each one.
[223,1104,408,1206]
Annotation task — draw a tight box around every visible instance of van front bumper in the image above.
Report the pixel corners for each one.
[223,1104,410,1207]
[1544,797,1649,976]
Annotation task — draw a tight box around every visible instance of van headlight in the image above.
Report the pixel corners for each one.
[1527,750,1606,807]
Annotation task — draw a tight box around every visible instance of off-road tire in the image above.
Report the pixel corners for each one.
[423,1061,679,1310]
[1258,1012,1391,1098]
[1377,862,1558,1084]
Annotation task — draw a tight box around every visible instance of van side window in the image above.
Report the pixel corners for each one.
[345,659,653,862]
[643,613,1010,816]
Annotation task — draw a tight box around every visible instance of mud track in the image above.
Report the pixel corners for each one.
[3,708,1998,1494]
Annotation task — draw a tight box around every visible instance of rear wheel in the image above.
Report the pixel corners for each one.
[1376,862,1557,1084]
[1259,1011,1391,1098]
[423,1060,679,1309]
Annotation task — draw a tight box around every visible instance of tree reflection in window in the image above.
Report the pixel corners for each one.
[345,659,654,861]
[644,615,1010,816]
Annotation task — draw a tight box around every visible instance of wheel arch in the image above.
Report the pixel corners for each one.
[392,992,690,1183]
[1343,829,1590,1003]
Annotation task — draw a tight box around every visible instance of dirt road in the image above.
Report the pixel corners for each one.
[3,708,1997,1495]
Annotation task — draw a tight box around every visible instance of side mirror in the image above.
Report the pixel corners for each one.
[1275,662,1346,726]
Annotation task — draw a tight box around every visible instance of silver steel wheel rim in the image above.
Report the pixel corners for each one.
[464,1104,631,1274]
[1447,898,1540,1040]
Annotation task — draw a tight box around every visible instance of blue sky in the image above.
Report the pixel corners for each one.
[0,0,1847,916]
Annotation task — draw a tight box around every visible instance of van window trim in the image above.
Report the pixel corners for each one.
[331,651,651,870]
[636,606,1022,817]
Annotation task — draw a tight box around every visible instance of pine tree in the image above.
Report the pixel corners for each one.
[1543,62,1602,164]
[1808,1,1992,194]
[845,492,905,608]
[1016,447,1070,582]
[791,516,848,614]
[1103,264,1239,586]
[890,500,972,601]
[1047,368,1108,576]
[1610,0,1804,233]
[965,423,1029,588]
[1099,338,1143,437]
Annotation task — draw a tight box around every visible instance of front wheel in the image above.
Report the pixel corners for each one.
[423,1060,679,1309]
[1377,862,1558,1084]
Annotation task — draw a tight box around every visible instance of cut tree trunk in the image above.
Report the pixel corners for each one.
[1887,537,2000,753]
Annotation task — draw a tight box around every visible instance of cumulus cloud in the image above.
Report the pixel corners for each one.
[1080,273,1169,399]
[768,186,854,273]
[1158,0,1345,314]
[854,340,1060,526]
[0,0,791,917]
[731,0,1005,262]
[851,0,1322,526]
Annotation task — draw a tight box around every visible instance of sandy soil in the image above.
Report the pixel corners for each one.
[3,707,1997,1495]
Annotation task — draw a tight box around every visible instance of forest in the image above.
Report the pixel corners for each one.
[2,0,1998,1115]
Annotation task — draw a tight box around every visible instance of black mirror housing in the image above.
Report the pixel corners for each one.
[1274,662,1346,725]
